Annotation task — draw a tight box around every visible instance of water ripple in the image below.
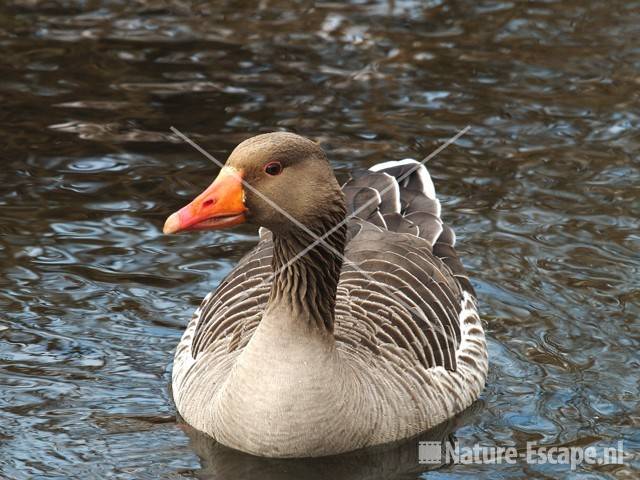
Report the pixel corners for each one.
[1,0,639,478]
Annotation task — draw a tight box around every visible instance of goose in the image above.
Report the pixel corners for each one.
[164,132,487,458]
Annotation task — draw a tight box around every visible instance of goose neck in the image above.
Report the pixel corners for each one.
[267,209,347,332]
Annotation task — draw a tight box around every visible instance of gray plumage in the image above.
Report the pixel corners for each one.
[171,139,487,458]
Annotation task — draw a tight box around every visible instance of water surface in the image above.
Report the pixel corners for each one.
[0,1,638,478]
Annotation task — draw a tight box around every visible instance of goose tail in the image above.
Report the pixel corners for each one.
[343,159,475,295]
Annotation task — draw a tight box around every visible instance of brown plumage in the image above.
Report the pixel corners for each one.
[168,132,487,458]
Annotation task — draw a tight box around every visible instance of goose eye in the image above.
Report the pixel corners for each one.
[264,161,282,176]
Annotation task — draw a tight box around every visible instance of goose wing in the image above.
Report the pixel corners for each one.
[185,230,273,361]
[336,160,474,372]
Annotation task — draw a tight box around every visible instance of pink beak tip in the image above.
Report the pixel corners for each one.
[163,212,182,234]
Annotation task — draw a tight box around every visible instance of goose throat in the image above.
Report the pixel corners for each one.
[267,208,347,331]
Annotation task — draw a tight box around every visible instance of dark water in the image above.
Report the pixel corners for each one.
[1,1,639,478]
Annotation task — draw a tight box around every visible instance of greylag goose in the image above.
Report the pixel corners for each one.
[164,132,487,458]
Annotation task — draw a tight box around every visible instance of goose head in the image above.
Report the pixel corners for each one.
[164,132,344,235]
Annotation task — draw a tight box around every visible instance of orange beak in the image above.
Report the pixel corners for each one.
[163,166,247,234]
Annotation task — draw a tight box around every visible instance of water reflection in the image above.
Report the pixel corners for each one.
[182,408,475,480]
[0,0,638,478]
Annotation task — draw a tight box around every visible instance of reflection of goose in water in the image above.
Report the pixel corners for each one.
[181,401,484,480]
[165,132,488,457]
